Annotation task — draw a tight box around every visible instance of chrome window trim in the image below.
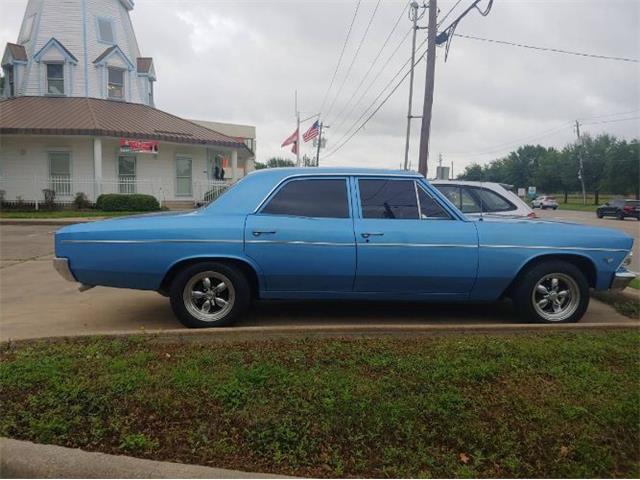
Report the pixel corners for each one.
[253,172,420,214]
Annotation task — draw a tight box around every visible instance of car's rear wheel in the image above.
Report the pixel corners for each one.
[170,262,250,328]
[617,211,625,220]
[512,261,589,324]
[596,210,604,218]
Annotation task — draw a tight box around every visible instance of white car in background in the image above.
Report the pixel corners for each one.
[531,195,559,210]
[432,180,536,219]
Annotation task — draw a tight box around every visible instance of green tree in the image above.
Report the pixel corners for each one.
[533,148,563,194]
[605,139,640,199]
[457,163,484,181]
[579,134,616,204]
[254,157,295,170]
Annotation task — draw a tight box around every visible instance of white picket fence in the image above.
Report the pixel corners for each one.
[0,176,231,208]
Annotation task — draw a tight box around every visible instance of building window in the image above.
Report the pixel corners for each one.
[48,152,71,196]
[108,68,124,99]
[97,17,115,44]
[118,155,136,194]
[46,63,64,95]
[176,157,192,196]
[19,14,35,43]
[5,66,15,96]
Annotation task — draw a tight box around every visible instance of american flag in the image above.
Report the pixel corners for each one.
[302,120,320,142]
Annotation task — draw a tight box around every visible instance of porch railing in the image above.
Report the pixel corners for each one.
[0,176,232,208]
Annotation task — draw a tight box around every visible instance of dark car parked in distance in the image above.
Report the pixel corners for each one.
[597,199,640,220]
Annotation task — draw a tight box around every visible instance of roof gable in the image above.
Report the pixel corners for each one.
[94,45,135,70]
[136,57,156,79]
[2,43,28,66]
[33,37,78,64]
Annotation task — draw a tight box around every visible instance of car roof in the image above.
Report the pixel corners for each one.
[248,167,421,179]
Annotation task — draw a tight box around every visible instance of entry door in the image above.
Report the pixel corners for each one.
[353,178,478,295]
[245,177,356,292]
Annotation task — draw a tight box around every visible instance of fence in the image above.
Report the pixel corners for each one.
[0,176,231,208]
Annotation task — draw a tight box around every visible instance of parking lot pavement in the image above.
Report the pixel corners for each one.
[0,222,637,341]
[536,208,639,270]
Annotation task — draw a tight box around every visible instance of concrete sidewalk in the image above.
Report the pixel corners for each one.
[0,438,289,479]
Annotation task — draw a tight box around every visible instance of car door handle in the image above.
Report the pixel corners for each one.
[252,230,276,236]
[361,232,384,238]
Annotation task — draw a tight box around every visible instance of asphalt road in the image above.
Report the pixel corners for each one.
[0,212,637,341]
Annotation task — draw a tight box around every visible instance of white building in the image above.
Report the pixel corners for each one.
[1,0,255,208]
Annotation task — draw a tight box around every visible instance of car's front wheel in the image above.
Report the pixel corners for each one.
[512,261,589,324]
[596,210,604,218]
[170,262,251,328]
[617,211,625,220]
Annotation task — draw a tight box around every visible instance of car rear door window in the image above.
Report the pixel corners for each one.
[261,178,349,218]
[471,187,515,212]
[359,179,419,219]
[436,185,461,209]
[460,188,481,213]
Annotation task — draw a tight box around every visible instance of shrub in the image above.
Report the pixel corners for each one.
[73,192,92,209]
[95,194,160,212]
[42,189,56,209]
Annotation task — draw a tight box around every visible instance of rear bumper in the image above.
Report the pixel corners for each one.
[611,269,638,290]
[53,257,76,282]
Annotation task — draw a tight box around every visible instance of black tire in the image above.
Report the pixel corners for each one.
[512,260,589,324]
[596,210,603,219]
[169,261,251,328]
[617,210,625,220]
[552,206,557,210]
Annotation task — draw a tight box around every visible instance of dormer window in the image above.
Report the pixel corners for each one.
[97,18,115,44]
[46,63,64,95]
[108,67,124,99]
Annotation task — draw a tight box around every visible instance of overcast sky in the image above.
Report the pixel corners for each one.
[1,0,638,173]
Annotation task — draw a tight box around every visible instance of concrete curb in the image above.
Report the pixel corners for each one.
[0,218,100,226]
[0,438,289,479]
[3,321,638,347]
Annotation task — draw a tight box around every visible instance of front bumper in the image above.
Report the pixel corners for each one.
[611,269,638,290]
[53,257,76,282]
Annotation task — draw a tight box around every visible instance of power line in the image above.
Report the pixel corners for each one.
[332,27,414,133]
[582,116,640,126]
[324,43,429,159]
[319,0,362,115]
[578,109,640,122]
[453,33,640,63]
[324,0,382,121]
[329,1,410,130]
[437,0,464,27]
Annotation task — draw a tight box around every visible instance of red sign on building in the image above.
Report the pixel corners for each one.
[119,139,159,154]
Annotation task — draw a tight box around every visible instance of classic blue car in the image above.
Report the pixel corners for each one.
[54,168,636,327]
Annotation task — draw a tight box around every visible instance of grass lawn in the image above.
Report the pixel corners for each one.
[0,210,144,219]
[629,278,640,290]
[1,332,639,478]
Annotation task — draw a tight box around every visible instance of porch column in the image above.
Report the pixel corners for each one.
[93,137,103,199]
[231,149,238,180]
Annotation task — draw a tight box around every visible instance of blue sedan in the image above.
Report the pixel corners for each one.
[54,168,636,327]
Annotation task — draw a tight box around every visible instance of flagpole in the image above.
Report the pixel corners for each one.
[295,91,301,167]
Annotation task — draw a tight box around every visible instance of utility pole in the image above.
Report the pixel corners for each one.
[403,2,421,171]
[295,90,301,167]
[316,122,327,167]
[417,0,437,177]
[575,120,586,205]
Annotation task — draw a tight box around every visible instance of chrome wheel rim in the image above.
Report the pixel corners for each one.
[183,271,235,322]
[532,273,580,322]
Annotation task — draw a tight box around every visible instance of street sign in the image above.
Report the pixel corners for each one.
[517,188,526,197]
[528,186,537,199]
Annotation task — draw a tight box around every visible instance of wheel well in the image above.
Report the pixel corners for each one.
[503,254,597,297]
[159,257,260,298]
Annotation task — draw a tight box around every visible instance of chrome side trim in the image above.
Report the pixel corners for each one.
[247,240,355,247]
[62,239,244,245]
[53,257,76,282]
[479,244,629,253]
[359,243,477,248]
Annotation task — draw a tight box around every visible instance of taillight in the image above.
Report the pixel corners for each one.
[527,212,537,219]
[623,205,633,212]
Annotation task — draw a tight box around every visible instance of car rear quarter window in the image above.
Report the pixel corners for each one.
[359,179,419,219]
[261,178,349,218]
